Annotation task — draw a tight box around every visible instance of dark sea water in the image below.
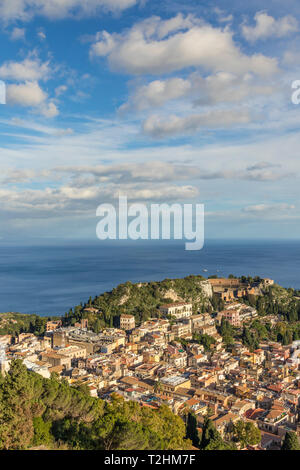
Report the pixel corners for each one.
[0,239,300,316]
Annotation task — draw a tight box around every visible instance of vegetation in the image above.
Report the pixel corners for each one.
[281,431,300,450]
[0,360,191,450]
[4,274,300,349]
[200,417,236,450]
[193,332,216,351]
[232,420,261,448]
[0,313,58,338]
[186,412,200,448]
[64,275,212,331]
[218,318,235,348]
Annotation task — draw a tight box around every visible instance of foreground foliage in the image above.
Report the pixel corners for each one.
[0,360,191,450]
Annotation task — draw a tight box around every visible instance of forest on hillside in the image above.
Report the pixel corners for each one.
[0,360,191,450]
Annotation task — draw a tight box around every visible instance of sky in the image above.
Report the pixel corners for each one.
[1,0,300,241]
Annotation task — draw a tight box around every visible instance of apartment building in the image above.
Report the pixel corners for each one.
[120,314,135,330]
[160,375,191,397]
[159,302,193,319]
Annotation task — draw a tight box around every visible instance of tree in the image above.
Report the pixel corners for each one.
[32,417,53,446]
[233,420,261,448]
[186,412,200,448]
[281,431,300,450]
[154,380,163,395]
[0,361,192,451]
[0,360,34,449]
[200,417,226,450]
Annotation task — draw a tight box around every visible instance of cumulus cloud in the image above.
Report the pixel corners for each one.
[242,12,298,42]
[0,0,140,22]
[39,102,59,118]
[6,81,59,117]
[4,159,285,189]
[90,14,278,77]
[120,78,192,112]
[2,169,51,184]
[0,155,290,220]
[0,182,199,217]
[121,71,277,112]
[7,81,47,106]
[142,109,252,138]
[0,57,50,81]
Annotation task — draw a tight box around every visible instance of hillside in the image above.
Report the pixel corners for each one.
[0,313,56,337]
[65,275,214,329]
[0,360,191,450]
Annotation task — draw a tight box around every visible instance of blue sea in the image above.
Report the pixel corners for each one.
[0,239,300,317]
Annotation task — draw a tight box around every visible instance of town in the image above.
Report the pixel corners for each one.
[1,276,300,450]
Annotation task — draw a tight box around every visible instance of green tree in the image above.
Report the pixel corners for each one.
[233,420,261,448]
[186,412,200,448]
[32,417,53,446]
[200,417,229,450]
[281,431,300,450]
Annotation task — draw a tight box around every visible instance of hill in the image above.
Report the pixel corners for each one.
[0,359,191,450]
[65,275,215,330]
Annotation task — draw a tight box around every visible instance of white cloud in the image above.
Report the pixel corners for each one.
[40,102,59,118]
[143,109,252,138]
[120,77,192,112]
[0,182,198,217]
[0,0,140,22]
[91,14,278,77]
[242,12,298,42]
[121,71,277,112]
[7,81,47,106]
[243,203,296,213]
[214,7,233,24]
[0,57,50,81]
[6,81,59,117]
[55,85,68,97]
[37,30,46,40]
[10,27,26,41]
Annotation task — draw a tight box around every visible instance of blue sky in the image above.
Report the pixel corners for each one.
[1,0,300,240]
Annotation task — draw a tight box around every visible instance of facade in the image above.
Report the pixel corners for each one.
[219,309,241,327]
[46,320,62,332]
[159,302,193,319]
[160,376,191,397]
[120,314,135,330]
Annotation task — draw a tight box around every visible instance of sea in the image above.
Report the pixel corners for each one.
[0,238,300,317]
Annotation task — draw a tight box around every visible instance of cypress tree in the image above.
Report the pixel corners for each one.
[281,431,300,450]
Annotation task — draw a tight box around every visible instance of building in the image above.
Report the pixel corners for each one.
[159,302,192,319]
[208,278,243,288]
[120,314,135,330]
[171,321,192,337]
[219,309,240,327]
[74,319,88,329]
[160,375,191,397]
[57,345,87,360]
[39,351,71,369]
[46,320,62,332]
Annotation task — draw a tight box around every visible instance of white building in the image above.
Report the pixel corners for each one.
[159,302,192,319]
